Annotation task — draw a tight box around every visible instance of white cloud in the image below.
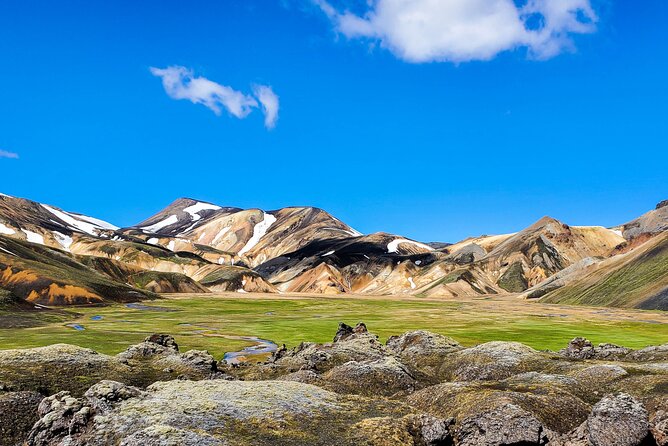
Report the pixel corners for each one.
[0,150,18,159]
[253,85,280,129]
[315,0,597,63]
[150,66,280,129]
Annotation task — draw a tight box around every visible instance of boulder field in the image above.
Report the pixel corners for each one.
[0,324,666,445]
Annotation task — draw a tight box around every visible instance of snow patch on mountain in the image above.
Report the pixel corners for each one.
[167,240,175,251]
[53,231,73,251]
[183,202,221,221]
[238,212,277,256]
[408,277,416,289]
[387,238,434,254]
[42,204,117,235]
[0,223,15,235]
[73,213,118,230]
[142,215,179,233]
[23,230,44,245]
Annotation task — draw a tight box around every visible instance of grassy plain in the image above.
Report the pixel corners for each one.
[0,293,666,359]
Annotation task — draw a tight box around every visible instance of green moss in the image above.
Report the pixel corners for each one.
[497,262,528,292]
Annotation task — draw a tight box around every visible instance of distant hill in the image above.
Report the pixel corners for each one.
[540,232,668,310]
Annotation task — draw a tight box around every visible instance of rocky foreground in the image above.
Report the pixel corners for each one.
[0,326,667,445]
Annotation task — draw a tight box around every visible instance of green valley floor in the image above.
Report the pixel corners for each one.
[1,293,667,358]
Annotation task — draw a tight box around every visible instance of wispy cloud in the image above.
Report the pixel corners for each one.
[253,85,280,129]
[314,0,597,63]
[150,66,279,129]
[0,150,18,159]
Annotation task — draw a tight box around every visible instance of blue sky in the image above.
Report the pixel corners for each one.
[0,0,666,242]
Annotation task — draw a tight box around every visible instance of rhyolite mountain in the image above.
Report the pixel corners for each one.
[0,192,666,309]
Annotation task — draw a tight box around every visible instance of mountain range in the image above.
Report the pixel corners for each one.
[0,192,666,310]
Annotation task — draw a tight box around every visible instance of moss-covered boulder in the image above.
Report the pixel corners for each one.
[386,330,462,377]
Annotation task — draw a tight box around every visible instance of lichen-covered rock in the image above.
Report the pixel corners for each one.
[386,330,461,376]
[276,369,322,385]
[350,416,417,446]
[560,337,632,360]
[24,377,425,446]
[546,421,589,446]
[0,339,219,399]
[628,343,668,362]
[117,334,180,360]
[0,344,128,396]
[573,364,628,384]
[0,390,44,445]
[321,357,418,396]
[333,321,368,342]
[438,341,552,381]
[587,393,650,446]
[154,349,218,377]
[145,334,179,351]
[456,402,548,446]
[117,334,218,379]
[84,380,144,412]
[351,414,453,446]
[119,425,226,446]
[7,326,668,446]
[408,376,590,436]
[27,391,91,446]
[652,409,668,446]
[259,322,388,377]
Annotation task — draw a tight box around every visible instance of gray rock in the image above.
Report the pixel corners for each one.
[386,330,461,375]
[560,337,632,360]
[268,325,388,374]
[414,414,454,446]
[84,380,143,413]
[651,409,668,446]
[628,343,668,362]
[119,425,226,446]
[440,341,548,381]
[27,391,90,446]
[573,364,628,384]
[587,393,650,446]
[322,357,417,396]
[456,402,548,445]
[333,321,368,342]
[145,334,179,351]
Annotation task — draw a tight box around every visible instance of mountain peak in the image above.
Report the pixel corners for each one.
[656,200,668,210]
[525,215,564,231]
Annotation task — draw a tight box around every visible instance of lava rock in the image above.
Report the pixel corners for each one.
[587,393,650,446]
[456,402,548,446]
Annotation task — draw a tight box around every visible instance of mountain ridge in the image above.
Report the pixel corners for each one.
[0,192,666,309]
